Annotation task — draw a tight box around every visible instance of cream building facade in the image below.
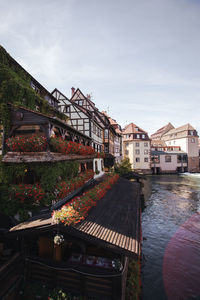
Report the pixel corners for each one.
[162,124,199,172]
[123,123,151,174]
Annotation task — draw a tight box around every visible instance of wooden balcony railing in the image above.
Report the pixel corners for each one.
[0,252,24,299]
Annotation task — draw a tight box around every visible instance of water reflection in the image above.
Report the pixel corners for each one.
[142,174,200,300]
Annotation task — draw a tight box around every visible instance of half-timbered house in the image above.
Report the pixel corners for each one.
[102,111,123,164]
[52,88,104,153]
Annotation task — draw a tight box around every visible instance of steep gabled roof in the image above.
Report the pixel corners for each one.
[163,123,196,136]
[150,123,174,139]
[101,111,122,135]
[151,139,167,147]
[123,123,147,135]
[71,88,107,128]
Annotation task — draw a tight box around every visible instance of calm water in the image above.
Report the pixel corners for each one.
[141,174,200,300]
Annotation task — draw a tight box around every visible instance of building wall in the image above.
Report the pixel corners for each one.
[188,157,199,172]
[93,158,104,179]
[152,154,187,172]
[165,138,188,153]
[164,136,199,172]
[124,140,151,171]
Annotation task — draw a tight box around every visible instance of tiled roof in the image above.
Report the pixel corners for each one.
[163,123,196,136]
[123,123,147,134]
[9,177,141,258]
[151,139,167,147]
[150,123,174,138]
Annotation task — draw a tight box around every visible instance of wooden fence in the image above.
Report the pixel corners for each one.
[0,252,24,300]
[25,257,129,300]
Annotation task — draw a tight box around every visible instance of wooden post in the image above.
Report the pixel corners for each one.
[55,244,62,261]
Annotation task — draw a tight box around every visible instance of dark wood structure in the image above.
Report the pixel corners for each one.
[2,104,92,156]
[9,177,141,299]
[7,104,92,144]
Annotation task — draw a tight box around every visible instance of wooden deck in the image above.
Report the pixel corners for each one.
[0,252,23,299]
[10,177,141,258]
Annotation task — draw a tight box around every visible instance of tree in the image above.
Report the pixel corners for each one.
[114,158,132,176]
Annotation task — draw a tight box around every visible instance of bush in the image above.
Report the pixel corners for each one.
[114,158,132,176]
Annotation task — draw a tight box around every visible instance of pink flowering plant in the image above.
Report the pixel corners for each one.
[50,137,95,156]
[53,173,119,226]
[55,170,94,200]
[11,183,45,208]
[6,135,47,152]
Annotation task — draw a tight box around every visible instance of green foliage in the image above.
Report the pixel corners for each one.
[126,258,141,300]
[0,46,67,135]
[17,280,84,299]
[114,158,132,176]
[0,160,79,187]
[0,159,79,218]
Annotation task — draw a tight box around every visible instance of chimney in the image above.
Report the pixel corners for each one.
[71,87,75,97]
[86,94,91,99]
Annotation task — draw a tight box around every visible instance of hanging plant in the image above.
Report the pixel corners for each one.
[54,234,64,245]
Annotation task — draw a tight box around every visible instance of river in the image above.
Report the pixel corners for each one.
[141,174,200,300]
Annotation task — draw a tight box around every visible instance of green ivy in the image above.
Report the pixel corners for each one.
[0,159,79,218]
[0,46,68,136]
[126,258,141,300]
[0,160,79,189]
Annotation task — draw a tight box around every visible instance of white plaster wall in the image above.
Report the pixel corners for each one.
[165,138,188,152]
[93,158,105,179]
[153,154,187,171]
[165,137,199,157]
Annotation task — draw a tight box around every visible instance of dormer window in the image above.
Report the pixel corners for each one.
[190,130,194,136]
[135,128,138,131]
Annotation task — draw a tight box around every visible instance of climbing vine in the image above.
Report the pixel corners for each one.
[0,46,68,136]
[0,159,79,190]
[0,159,80,220]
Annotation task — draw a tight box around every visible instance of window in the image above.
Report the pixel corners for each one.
[144,149,148,154]
[144,157,148,162]
[173,141,176,145]
[165,155,171,162]
[142,134,145,139]
[151,155,159,163]
[135,142,139,147]
[125,150,129,155]
[144,142,148,147]
[126,134,131,138]
[125,142,129,148]
[135,149,140,154]
[104,145,109,153]
[64,105,70,113]
[135,128,138,131]
[135,157,140,162]
[104,129,108,139]
[136,134,140,139]
[169,141,171,145]
[191,138,195,143]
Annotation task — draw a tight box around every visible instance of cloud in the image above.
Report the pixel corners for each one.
[0,0,200,135]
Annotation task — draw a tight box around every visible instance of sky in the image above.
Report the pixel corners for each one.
[0,0,200,135]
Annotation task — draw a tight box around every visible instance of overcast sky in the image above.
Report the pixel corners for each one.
[1,0,200,135]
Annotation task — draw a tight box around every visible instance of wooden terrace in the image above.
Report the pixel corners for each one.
[8,177,141,299]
